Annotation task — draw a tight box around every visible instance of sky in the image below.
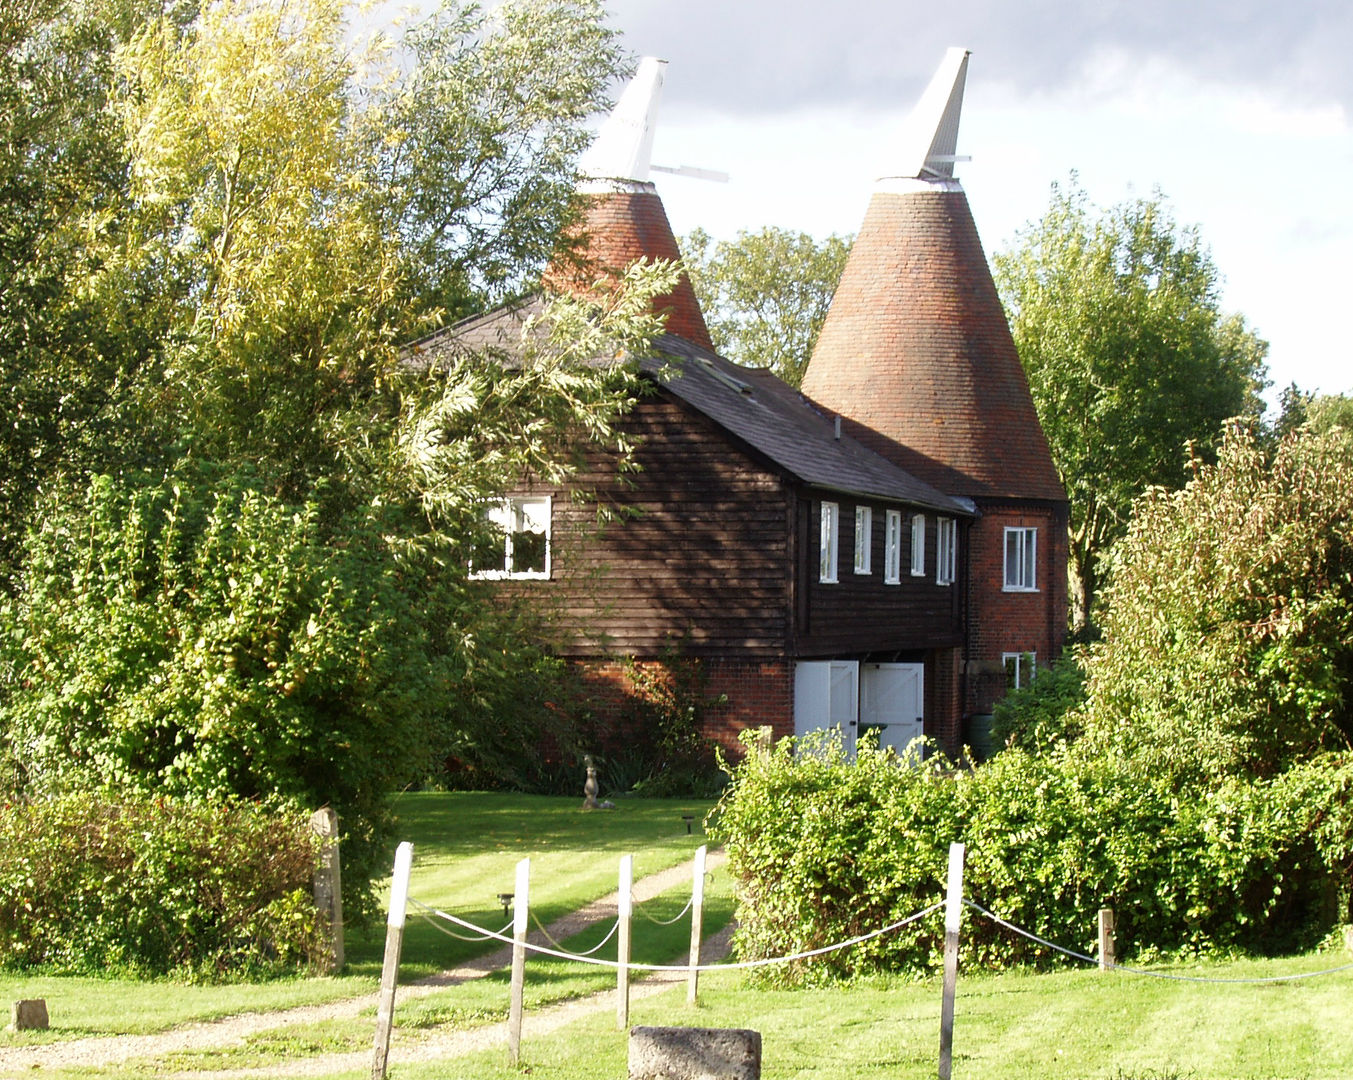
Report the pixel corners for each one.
[600,0,1353,409]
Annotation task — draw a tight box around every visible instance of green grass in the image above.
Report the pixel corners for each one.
[383,949,1353,1080]
[0,791,716,1042]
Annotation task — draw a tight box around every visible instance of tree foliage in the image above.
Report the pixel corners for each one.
[994,180,1269,629]
[1075,424,1353,785]
[681,226,850,387]
[0,0,678,931]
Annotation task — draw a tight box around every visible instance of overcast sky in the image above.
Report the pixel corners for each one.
[601,0,1353,407]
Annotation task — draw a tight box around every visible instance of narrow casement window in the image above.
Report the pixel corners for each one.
[884,510,902,584]
[1004,527,1037,591]
[471,496,551,580]
[1003,651,1037,689]
[910,514,926,576]
[936,517,956,585]
[819,501,839,583]
[854,506,872,574]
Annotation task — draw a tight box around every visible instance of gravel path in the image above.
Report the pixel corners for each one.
[0,851,727,1078]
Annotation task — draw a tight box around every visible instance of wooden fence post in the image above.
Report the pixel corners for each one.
[687,844,707,1007]
[370,841,412,1080]
[310,807,344,972]
[938,842,965,1080]
[508,857,531,1065]
[617,854,633,1030]
[1098,908,1115,972]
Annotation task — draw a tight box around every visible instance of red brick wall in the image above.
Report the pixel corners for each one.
[965,501,1069,715]
[572,656,793,759]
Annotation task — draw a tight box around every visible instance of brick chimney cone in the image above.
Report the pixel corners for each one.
[547,57,713,350]
[801,49,1063,502]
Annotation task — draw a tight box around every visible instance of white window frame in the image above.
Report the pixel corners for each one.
[1004,527,1038,592]
[471,495,552,580]
[884,509,902,585]
[1003,651,1038,690]
[854,506,873,575]
[936,517,956,586]
[910,514,926,577]
[819,501,839,584]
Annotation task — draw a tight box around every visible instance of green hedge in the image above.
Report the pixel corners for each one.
[0,793,327,979]
[711,732,1351,984]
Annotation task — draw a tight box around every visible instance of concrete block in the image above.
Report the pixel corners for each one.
[628,1026,761,1080]
[10,999,48,1032]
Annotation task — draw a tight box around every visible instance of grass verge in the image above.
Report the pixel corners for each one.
[0,791,716,1043]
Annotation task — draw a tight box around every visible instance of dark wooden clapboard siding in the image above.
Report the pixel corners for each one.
[499,391,966,663]
[523,395,794,658]
[793,494,965,657]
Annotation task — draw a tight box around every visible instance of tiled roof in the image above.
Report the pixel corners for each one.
[406,300,970,516]
[546,187,714,351]
[802,188,1065,503]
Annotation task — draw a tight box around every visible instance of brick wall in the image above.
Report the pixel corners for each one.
[965,501,1069,715]
[572,656,793,758]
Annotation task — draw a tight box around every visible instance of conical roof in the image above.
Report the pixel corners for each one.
[546,58,713,350]
[801,53,1063,502]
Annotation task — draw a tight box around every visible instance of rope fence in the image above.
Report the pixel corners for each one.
[371,839,1353,1080]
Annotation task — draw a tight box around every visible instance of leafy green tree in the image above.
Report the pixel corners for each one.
[0,0,682,921]
[0,0,179,587]
[681,226,851,387]
[1075,424,1353,785]
[994,180,1269,629]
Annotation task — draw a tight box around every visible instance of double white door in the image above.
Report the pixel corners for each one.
[793,661,924,757]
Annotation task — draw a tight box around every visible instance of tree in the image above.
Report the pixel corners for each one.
[0,0,679,920]
[993,180,1269,630]
[681,226,851,387]
[1075,423,1353,785]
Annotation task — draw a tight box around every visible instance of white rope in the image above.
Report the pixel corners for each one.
[413,897,945,973]
[409,901,514,943]
[633,892,695,926]
[964,900,1353,984]
[529,907,622,957]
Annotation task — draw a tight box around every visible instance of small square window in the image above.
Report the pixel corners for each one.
[936,517,956,586]
[819,501,839,583]
[910,514,926,577]
[471,496,551,579]
[854,506,872,574]
[884,510,902,584]
[1004,527,1037,591]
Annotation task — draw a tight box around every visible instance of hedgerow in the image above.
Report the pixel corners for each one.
[712,732,1352,983]
[0,793,326,978]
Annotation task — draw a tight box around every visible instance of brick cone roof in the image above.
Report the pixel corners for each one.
[801,187,1064,502]
[547,185,713,351]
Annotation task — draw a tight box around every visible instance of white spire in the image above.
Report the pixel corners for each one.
[578,57,667,192]
[879,47,972,193]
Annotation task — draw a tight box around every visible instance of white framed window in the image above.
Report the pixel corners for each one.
[936,517,956,586]
[884,509,903,585]
[1004,527,1038,591]
[472,496,551,579]
[1003,651,1037,690]
[854,506,873,574]
[910,514,926,576]
[819,501,839,583]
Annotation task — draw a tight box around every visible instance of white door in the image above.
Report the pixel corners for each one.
[794,660,859,752]
[859,663,924,757]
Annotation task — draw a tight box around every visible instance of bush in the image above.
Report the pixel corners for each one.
[990,651,1087,753]
[712,731,1350,983]
[0,464,448,921]
[0,793,327,978]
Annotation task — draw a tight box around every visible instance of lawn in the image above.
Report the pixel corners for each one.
[0,791,718,1040]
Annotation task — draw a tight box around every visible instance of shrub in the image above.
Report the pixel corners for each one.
[0,793,326,978]
[0,464,448,921]
[990,651,1087,753]
[712,731,1349,983]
